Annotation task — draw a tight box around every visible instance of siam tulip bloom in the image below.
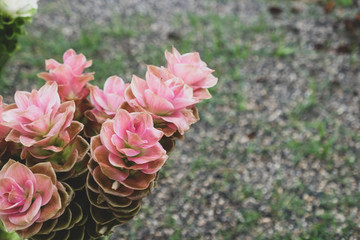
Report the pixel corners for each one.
[37,49,94,101]
[0,96,11,142]
[0,160,62,238]
[0,97,17,165]
[1,82,79,160]
[125,65,199,136]
[0,0,38,19]
[165,47,218,100]
[91,109,167,192]
[87,76,129,124]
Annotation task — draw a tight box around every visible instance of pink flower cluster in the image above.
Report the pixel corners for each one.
[0,47,217,238]
[0,160,62,238]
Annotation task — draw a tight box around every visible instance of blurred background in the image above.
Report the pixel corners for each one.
[2,0,360,239]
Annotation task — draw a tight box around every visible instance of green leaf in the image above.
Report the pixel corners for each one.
[275,46,296,57]
[0,222,21,240]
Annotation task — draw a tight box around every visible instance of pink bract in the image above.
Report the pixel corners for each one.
[0,160,61,237]
[37,49,94,101]
[0,96,11,141]
[88,76,129,124]
[91,109,167,190]
[165,47,218,100]
[125,65,199,136]
[1,82,77,159]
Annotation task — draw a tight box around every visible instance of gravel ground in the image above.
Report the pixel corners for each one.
[3,0,360,239]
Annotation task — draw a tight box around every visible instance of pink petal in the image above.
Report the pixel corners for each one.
[92,166,133,197]
[62,49,77,61]
[38,82,60,114]
[111,134,125,153]
[146,70,174,99]
[141,154,168,174]
[14,91,30,111]
[96,153,129,183]
[108,153,127,169]
[46,101,75,137]
[126,130,146,147]
[90,86,107,111]
[141,128,163,148]
[0,159,16,178]
[129,143,165,164]
[5,129,21,143]
[19,180,34,213]
[19,136,37,147]
[8,194,41,226]
[113,109,131,140]
[181,52,202,65]
[129,112,149,135]
[161,110,194,135]
[64,54,88,75]
[48,64,74,85]
[37,187,61,222]
[130,75,148,107]
[44,59,61,70]
[34,174,54,206]
[104,76,127,94]
[193,88,212,100]
[171,97,198,111]
[105,93,125,113]
[174,64,218,89]
[23,115,50,134]
[119,147,140,157]
[3,162,36,188]
[121,171,155,190]
[144,89,174,115]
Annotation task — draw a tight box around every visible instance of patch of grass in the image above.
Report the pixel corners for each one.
[286,120,339,165]
[270,188,306,220]
[325,0,354,7]
[6,13,156,90]
[235,183,263,201]
[300,212,337,240]
[275,44,297,57]
[289,79,317,119]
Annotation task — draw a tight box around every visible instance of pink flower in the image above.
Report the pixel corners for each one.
[37,49,94,101]
[125,65,199,136]
[2,82,77,159]
[0,160,61,237]
[165,47,218,100]
[88,76,129,124]
[91,109,167,191]
[0,96,12,141]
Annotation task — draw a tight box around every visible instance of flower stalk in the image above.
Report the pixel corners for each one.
[0,0,39,85]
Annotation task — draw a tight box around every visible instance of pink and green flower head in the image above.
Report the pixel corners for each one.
[0,160,61,238]
[1,82,77,159]
[0,96,11,141]
[125,65,199,136]
[91,109,167,191]
[37,49,94,101]
[165,47,218,100]
[88,76,129,124]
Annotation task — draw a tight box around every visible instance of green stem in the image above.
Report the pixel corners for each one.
[90,236,110,240]
[0,222,20,240]
[0,51,10,87]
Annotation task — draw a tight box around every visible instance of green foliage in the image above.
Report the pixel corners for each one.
[0,14,30,85]
[289,80,318,118]
[328,0,354,7]
[275,45,296,57]
[0,222,20,240]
